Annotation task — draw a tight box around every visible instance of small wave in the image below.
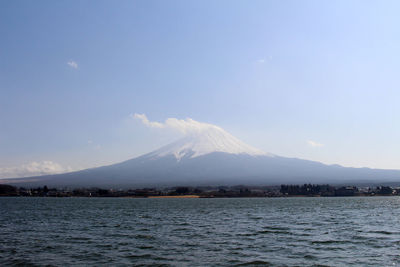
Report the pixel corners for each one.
[134,234,155,240]
[303,254,317,260]
[248,217,263,220]
[262,226,290,231]
[257,230,291,235]
[368,230,395,235]
[68,236,91,241]
[138,215,152,219]
[10,258,42,267]
[138,245,154,250]
[125,253,170,262]
[237,232,256,236]
[311,240,350,245]
[235,260,271,266]
[171,227,189,232]
[125,253,153,259]
[137,228,151,232]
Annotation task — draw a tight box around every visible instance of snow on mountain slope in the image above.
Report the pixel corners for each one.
[145,124,271,160]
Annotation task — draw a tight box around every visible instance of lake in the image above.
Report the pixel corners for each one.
[1,197,400,266]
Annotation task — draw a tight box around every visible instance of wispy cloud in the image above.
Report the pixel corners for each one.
[256,56,272,64]
[0,161,72,178]
[307,140,324,148]
[132,113,222,135]
[133,113,164,128]
[67,60,78,69]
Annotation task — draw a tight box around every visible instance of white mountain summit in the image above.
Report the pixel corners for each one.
[146,124,270,160]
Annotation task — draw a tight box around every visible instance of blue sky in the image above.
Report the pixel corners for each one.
[1,0,400,177]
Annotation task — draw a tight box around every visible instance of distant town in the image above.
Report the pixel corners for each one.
[0,183,399,198]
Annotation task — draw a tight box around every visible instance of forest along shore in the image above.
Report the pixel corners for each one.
[0,184,399,198]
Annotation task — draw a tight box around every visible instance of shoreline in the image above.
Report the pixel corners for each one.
[1,194,398,198]
[148,195,200,198]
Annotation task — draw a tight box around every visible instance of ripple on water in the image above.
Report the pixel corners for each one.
[235,260,272,266]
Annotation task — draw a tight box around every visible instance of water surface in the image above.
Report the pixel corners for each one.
[1,197,400,266]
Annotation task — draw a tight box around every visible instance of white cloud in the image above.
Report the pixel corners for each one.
[133,113,164,128]
[0,161,72,178]
[67,60,78,69]
[132,113,222,135]
[256,59,265,63]
[307,140,324,148]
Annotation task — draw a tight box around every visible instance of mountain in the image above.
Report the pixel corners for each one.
[2,126,400,188]
[145,125,270,160]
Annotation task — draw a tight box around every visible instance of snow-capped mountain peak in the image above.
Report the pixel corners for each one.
[146,125,270,160]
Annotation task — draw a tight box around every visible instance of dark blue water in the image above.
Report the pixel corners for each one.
[1,197,400,266]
